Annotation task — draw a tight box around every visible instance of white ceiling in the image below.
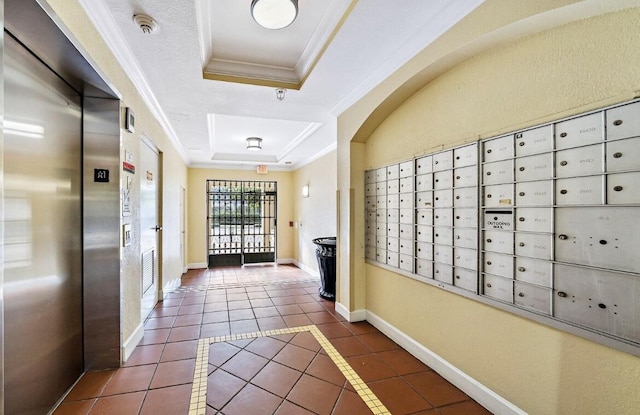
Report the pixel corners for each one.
[80,0,484,171]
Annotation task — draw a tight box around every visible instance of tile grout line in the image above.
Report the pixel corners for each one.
[187,325,390,415]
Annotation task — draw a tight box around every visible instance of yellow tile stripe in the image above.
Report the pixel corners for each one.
[188,325,391,415]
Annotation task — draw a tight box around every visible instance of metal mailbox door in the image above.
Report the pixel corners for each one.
[416,156,433,175]
[483,251,514,278]
[454,187,478,208]
[483,159,514,185]
[514,232,553,260]
[483,135,514,162]
[399,176,414,194]
[454,144,478,167]
[386,193,399,209]
[399,193,414,209]
[454,228,478,249]
[387,209,399,223]
[375,181,386,195]
[434,189,453,207]
[454,166,478,188]
[515,208,553,232]
[483,230,514,255]
[386,252,399,268]
[514,257,552,287]
[365,183,376,196]
[399,254,413,272]
[387,237,399,253]
[483,274,514,303]
[416,191,433,208]
[434,170,453,189]
[365,246,376,260]
[555,112,603,150]
[607,172,640,204]
[399,160,414,177]
[483,184,514,207]
[483,209,514,231]
[454,247,477,270]
[554,264,640,344]
[454,208,478,228]
[365,170,376,184]
[606,137,640,172]
[433,227,453,246]
[515,180,553,206]
[416,242,433,260]
[399,224,413,240]
[434,263,454,284]
[515,153,553,182]
[387,224,399,239]
[605,101,640,141]
[387,179,400,194]
[416,210,433,226]
[555,144,603,178]
[399,239,413,256]
[454,267,478,292]
[555,207,640,272]
[416,259,433,278]
[416,225,433,243]
[366,197,376,211]
[387,164,400,180]
[514,282,551,315]
[434,208,453,227]
[515,125,554,157]
[375,220,385,235]
[376,235,386,248]
[555,176,604,205]
[433,150,454,172]
[375,167,386,182]
[376,248,386,263]
[416,173,433,192]
[434,244,454,265]
[399,209,413,225]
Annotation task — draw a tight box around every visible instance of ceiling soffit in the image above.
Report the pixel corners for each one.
[196,0,357,89]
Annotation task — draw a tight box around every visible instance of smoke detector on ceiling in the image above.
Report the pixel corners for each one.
[133,14,159,34]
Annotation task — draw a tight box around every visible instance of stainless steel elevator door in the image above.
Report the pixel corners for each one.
[3,34,83,414]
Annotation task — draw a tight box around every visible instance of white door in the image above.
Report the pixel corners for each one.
[140,140,161,320]
[180,186,186,273]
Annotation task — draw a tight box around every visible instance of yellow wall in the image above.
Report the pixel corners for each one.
[292,151,337,273]
[187,168,295,266]
[358,7,640,415]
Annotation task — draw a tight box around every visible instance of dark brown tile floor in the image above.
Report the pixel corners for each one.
[55,264,492,415]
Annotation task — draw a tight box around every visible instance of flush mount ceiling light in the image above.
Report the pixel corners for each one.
[251,0,298,30]
[246,137,263,151]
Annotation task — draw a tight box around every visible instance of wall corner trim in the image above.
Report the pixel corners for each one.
[121,323,145,363]
[366,310,527,415]
[335,302,366,322]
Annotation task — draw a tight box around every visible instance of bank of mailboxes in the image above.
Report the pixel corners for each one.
[365,100,640,348]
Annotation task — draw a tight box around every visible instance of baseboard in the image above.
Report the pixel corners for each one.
[121,322,145,363]
[288,259,319,277]
[277,258,294,265]
[335,302,366,322]
[366,310,527,415]
[160,277,181,299]
[188,262,207,269]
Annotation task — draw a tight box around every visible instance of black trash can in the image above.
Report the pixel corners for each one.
[313,237,336,301]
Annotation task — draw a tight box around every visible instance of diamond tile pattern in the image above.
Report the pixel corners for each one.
[55,265,492,415]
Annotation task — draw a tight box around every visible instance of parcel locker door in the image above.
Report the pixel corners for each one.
[516,180,553,206]
[483,159,514,185]
[453,187,478,208]
[454,166,478,188]
[399,160,414,178]
[454,247,477,270]
[555,144,603,178]
[416,174,433,192]
[514,282,551,315]
[607,172,640,204]
[483,274,514,303]
[606,137,640,172]
[416,156,433,175]
[454,268,478,292]
[515,232,553,260]
[433,150,454,172]
[454,228,478,249]
[514,257,552,287]
[483,184,514,207]
[515,153,553,182]
[483,252,514,278]
[483,230,514,255]
[434,170,453,189]
[555,112,603,150]
[434,263,454,284]
[416,259,433,278]
[454,144,478,168]
[515,208,553,232]
[605,101,640,141]
[483,135,514,162]
[515,125,554,157]
[555,176,604,205]
[554,264,640,343]
[555,207,640,272]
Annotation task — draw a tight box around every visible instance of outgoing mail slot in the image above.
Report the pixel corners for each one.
[483,184,514,207]
[416,210,433,226]
[483,159,514,185]
[434,189,453,207]
[375,167,386,182]
[366,196,376,211]
[453,187,477,208]
[387,224,399,239]
[454,228,478,249]
[514,257,552,287]
[416,191,433,208]
[434,263,453,284]
[606,101,640,141]
[555,144,603,178]
[399,194,414,209]
[387,209,399,223]
[399,223,413,240]
[365,183,376,196]
[433,227,453,245]
[386,252,399,268]
[433,150,454,172]
[434,208,453,227]
[554,264,640,343]
[434,244,453,265]
[399,240,413,256]
[516,180,553,206]
[454,247,477,270]
[399,160,414,178]
[483,251,514,278]
[416,259,433,278]
[416,225,432,243]
[556,176,603,205]
[454,267,478,292]
[416,242,433,260]
[483,135,514,162]
[399,254,413,272]
[515,232,552,260]
[555,112,603,150]
[386,193,399,208]
[399,209,413,224]
[515,208,552,232]
[607,172,640,204]
[483,230,514,255]
[365,170,376,184]
[454,144,478,167]
[483,209,514,231]
[416,173,433,192]
[454,208,478,228]
[434,170,453,190]
[555,207,640,272]
[454,166,477,188]
[415,155,433,175]
[514,282,551,315]
[387,237,399,253]
[515,153,553,182]
[386,164,400,180]
[515,124,554,156]
[399,176,414,193]
[606,137,640,172]
[483,274,513,303]
[376,248,386,263]
[387,179,400,194]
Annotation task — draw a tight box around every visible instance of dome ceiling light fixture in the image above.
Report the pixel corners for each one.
[246,137,263,151]
[251,0,298,30]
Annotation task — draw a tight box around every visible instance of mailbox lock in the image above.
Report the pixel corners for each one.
[519,167,525,171]
[613,119,623,126]
[435,179,439,182]
[519,217,525,222]
[486,238,493,243]
[519,192,525,196]
[435,160,439,165]
[560,132,568,138]
[518,142,525,147]
[557,291,568,298]
[486,283,492,288]
[456,176,461,180]
[487,149,492,154]
[598,303,607,309]
[519,242,525,247]
[613,186,623,192]
[456,215,461,219]
[518,267,526,272]
[487,194,492,198]
[613,152,623,158]
[518,292,525,297]
[560,160,568,166]
[599,240,607,245]
[558,234,568,240]
[560,189,568,194]
[486,261,492,265]
[486,171,492,176]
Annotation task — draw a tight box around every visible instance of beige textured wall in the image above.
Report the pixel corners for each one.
[362,7,640,415]
[292,151,337,273]
[187,168,294,266]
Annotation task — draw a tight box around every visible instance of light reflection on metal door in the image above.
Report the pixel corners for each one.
[207,180,277,266]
